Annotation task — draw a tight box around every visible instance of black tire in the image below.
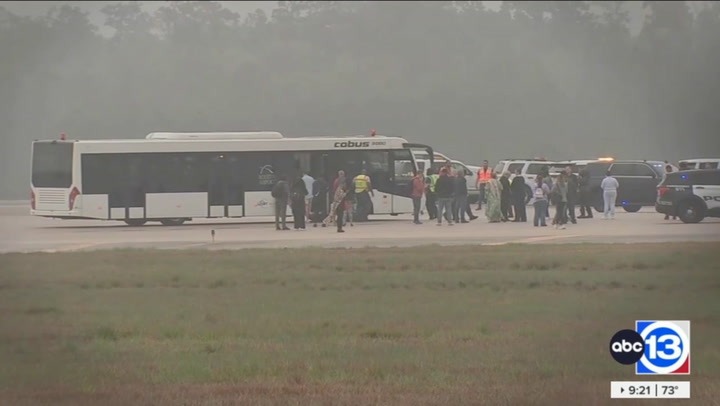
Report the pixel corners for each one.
[160,218,186,226]
[623,205,642,213]
[678,200,705,224]
[124,219,147,227]
[524,185,532,205]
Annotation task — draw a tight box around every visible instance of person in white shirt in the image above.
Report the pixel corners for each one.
[301,172,314,221]
[600,170,620,220]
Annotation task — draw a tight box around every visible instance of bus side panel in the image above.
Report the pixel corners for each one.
[370,192,393,214]
[244,191,274,216]
[392,195,413,214]
[80,195,109,219]
[146,193,208,219]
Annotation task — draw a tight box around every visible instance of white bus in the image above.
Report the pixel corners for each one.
[30,132,433,226]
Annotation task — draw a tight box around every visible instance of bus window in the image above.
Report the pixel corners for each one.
[363,151,390,191]
[32,142,73,188]
[293,152,312,177]
[392,150,415,182]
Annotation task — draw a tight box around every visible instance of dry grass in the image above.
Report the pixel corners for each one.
[0,243,718,405]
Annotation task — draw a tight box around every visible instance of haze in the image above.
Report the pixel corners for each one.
[2,1,719,199]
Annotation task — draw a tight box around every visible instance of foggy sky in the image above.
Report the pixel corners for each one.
[1,1,719,199]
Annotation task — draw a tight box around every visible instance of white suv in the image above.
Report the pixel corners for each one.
[493,159,557,204]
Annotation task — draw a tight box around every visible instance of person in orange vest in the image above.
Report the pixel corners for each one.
[476,160,492,210]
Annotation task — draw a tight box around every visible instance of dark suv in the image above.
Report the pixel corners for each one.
[585,160,666,213]
[656,169,720,223]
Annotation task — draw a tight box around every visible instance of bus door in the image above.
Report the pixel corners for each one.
[362,151,393,215]
[106,155,145,221]
[390,150,415,213]
[208,154,244,217]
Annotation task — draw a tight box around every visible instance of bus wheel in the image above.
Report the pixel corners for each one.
[124,219,147,227]
[160,218,186,226]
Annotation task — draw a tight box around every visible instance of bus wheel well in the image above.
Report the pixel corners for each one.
[124,219,147,227]
[159,218,187,226]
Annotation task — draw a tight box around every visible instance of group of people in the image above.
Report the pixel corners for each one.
[271,161,626,232]
[271,169,374,233]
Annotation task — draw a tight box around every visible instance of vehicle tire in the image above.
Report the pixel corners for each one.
[593,202,604,214]
[623,205,641,213]
[124,219,147,227]
[678,200,705,224]
[160,218,186,226]
[524,185,532,205]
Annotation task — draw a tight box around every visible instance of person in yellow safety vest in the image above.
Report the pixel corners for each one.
[476,160,492,210]
[353,169,374,222]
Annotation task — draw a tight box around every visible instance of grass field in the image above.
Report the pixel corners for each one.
[0,243,719,405]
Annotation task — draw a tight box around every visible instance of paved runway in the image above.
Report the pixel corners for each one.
[1,203,718,253]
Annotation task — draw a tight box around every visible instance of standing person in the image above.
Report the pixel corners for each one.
[511,169,527,222]
[332,183,349,233]
[542,167,553,219]
[601,170,620,220]
[311,176,328,228]
[453,170,469,223]
[577,168,593,219]
[532,175,550,227]
[434,168,454,226]
[499,171,512,222]
[332,170,346,195]
[485,172,503,223]
[476,160,492,210]
[290,174,308,230]
[271,175,291,231]
[551,172,568,229]
[411,170,425,225]
[302,171,314,222]
[353,169,373,222]
[662,165,677,220]
[425,168,438,220]
[565,167,579,224]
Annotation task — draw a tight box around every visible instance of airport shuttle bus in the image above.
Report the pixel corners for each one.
[30,132,433,226]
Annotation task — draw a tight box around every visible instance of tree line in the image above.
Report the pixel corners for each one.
[2,1,719,198]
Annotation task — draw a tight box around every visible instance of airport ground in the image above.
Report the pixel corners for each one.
[1,203,719,405]
[0,203,719,253]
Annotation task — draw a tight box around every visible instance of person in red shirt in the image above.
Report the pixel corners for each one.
[411,170,425,224]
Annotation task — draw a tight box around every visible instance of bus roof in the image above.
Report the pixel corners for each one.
[146,132,283,140]
[34,135,413,154]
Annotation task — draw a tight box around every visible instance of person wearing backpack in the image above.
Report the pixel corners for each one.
[271,175,290,230]
[532,175,550,227]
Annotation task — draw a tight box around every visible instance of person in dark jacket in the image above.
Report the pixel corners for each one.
[453,171,469,223]
[311,177,328,227]
[272,175,291,230]
[577,168,593,218]
[425,168,438,220]
[434,168,454,225]
[290,175,308,230]
[499,171,512,222]
[565,167,579,224]
[510,169,527,222]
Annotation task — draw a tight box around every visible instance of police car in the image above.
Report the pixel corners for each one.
[656,169,720,223]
